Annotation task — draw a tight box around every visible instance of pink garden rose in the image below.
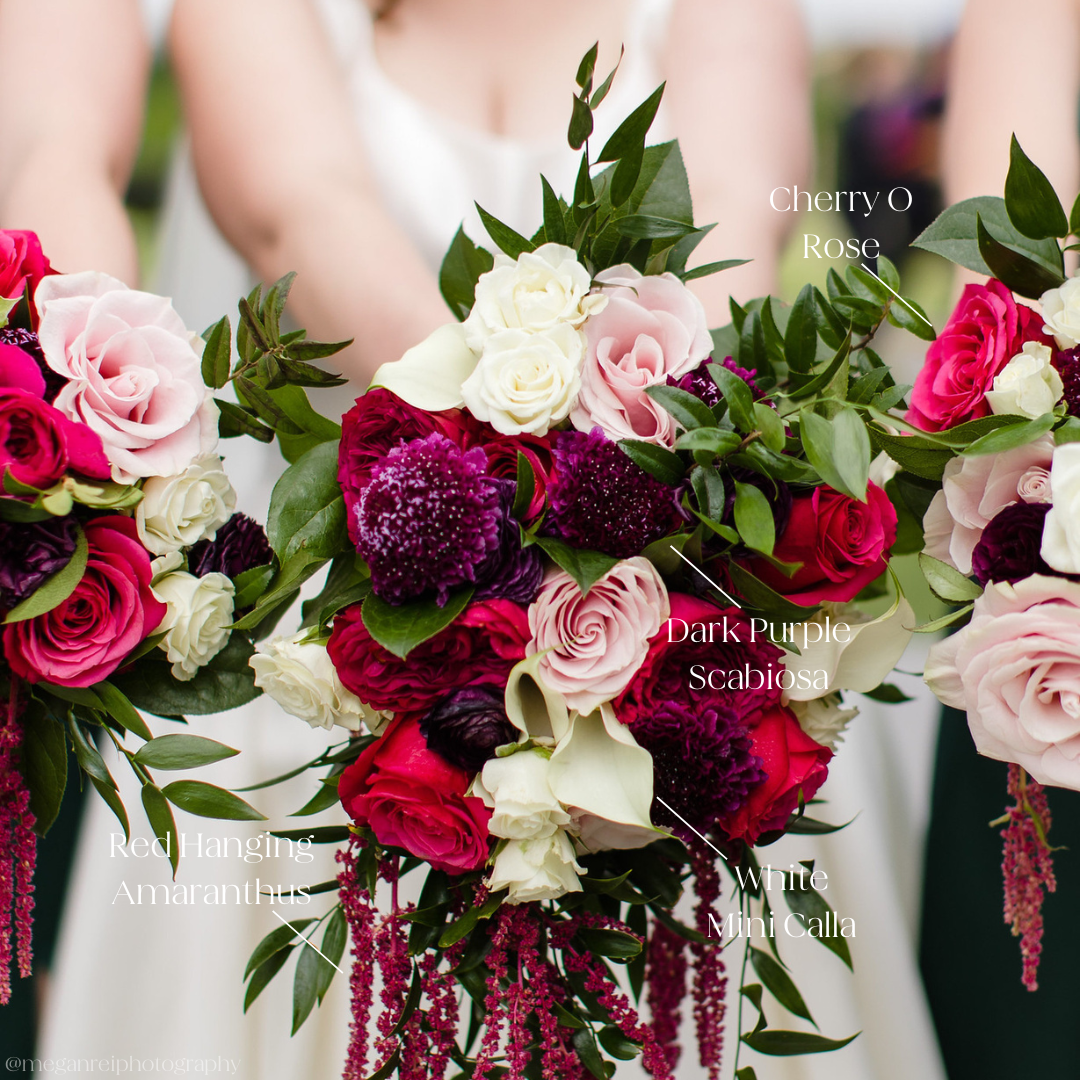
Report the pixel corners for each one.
[925,575,1080,790]
[36,272,218,482]
[908,279,1050,431]
[527,557,670,715]
[0,230,52,301]
[571,265,711,446]
[4,515,167,687]
[922,435,1054,575]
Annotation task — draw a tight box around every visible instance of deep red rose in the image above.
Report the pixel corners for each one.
[908,279,1050,431]
[743,482,897,607]
[327,597,529,713]
[339,715,491,874]
[715,705,832,844]
[4,515,167,687]
[0,387,110,488]
[0,230,52,301]
[614,593,785,728]
[481,432,555,521]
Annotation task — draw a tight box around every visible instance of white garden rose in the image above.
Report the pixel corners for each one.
[984,342,1063,418]
[789,694,859,753]
[152,571,234,681]
[486,831,584,904]
[1041,443,1080,573]
[474,749,571,841]
[250,634,376,732]
[1041,276,1080,349]
[464,243,605,351]
[460,323,583,435]
[135,455,236,556]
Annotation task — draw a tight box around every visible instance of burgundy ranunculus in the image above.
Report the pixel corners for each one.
[188,513,273,579]
[0,387,110,488]
[743,482,897,606]
[327,598,529,714]
[0,516,78,609]
[3,515,167,687]
[420,685,518,773]
[971,502,1055,586]
[908,280,1050,431]
[1054,346,1080,417]
[0,230,52,301]
[480,432,555,522]
[340,715,491,874]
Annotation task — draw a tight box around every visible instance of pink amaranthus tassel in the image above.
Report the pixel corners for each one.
[0,679,36,1006]
[1001,763,1056,992]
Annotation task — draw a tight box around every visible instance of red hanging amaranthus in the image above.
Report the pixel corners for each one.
[645,920,688,1072]
[689,846,726,1080]
[1000,763,1057,992]
[0,678,36,1006]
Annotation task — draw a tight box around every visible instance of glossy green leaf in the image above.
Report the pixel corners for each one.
[361,587,472,659]
[753,403,786,453]
[133,734,239,771]
[267,440,346,563]
[475,203,535,259]
[21,704,67,836]
[597,83,664,162]
[742,1030,859,1056]
[92,680,152,741]
[799,410,853,498]
[617,439,685,485]
[832,407,871,501]
[962,412,1056,456]
[439,226,494,320]
[141,783,179,877]
[316,907,347,1003]
[216,398,274,441]
[540,175,568,244]
[919,553,983,603]
[200,315,232,389]
[568,93,594,150]
[535,536,619,595]
[162,780,266,821]
[784,284,817,373]
[292,940,322,1034]
[733,482,775,556]
[244,947,292,1013]
[3,524,87,624]
[511,451,536,520]
[576,927,643,963]
[645,384,715,431]
[710,363,756,433]
[783,886,853,970]
[977,213,1065,298]
[681,258,749,282]
[750,947,814,1025]
[245,919,316,980]
[675,428,742,457]
[1005,134,1069,239]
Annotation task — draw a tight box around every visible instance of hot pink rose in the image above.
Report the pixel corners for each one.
[908,279,1050,431]
[571,265,712,446]
[4,515,167,687]
[339,714,491,874]
[36,272,218,482]
[527,557,670,714]
[0,230,52,301]
[0,342,46,396]
[328,598,529,713]
[0,387,110,488]
[925,575,1080,790]
[922,435,1055,575]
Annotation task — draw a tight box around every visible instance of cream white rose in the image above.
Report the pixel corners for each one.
[135,455,236,556]
[461,324,583,435]
[1041,443,1080,573]
[153,571,234,681]
[984,342,1063,418]
[474,749,571,840]
[250,634,375,732]
[486,831,584,904]
[464,243,605,352]
[789,694,859,753]
[1041,276,1080,349]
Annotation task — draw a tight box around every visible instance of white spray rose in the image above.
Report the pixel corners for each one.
[487,831,584,904]
[1041,443,1080,573]
[153,571,234,681]
[474,749,571,841]
[789,694,859,753]
[464,243,605,351]
[984,342,1063,419]
[250,634,376,732]
[461,324,584,435]
[136,455,236,556]
[1041,276,1080,349]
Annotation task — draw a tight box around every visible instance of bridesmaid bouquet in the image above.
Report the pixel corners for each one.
[0,232,277,1003]
[233,52,934,1080]
[906,137,1080,991]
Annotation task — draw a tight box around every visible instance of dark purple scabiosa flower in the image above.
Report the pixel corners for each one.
[631,700,765,834]
[188,513,273,579]
[668,357,763,407]
[1054,347,1080,417]
[420,685,519,773]
[473,479,544,605]
[355,432,502,606]
[544,427,681,559]
[0,515,77,608]
[972,503,1055,586]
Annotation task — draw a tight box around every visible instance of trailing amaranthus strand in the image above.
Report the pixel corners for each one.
[0,680,36,1006]
[1001,763,1057,992]
[690,847,726,1080]
[646,920,688,1071]
[473,904,512,1080]
[338,842,377,1080]
[418,946,462,1080]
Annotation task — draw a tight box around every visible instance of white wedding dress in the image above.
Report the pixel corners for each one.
[42,3,947,1078]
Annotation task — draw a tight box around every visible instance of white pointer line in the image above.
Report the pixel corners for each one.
[859,263,934,329]
[656,797,729,861]
[669,545,741,608]
[271,908,345,974]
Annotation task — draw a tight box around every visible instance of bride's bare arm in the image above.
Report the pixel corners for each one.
[663,0,812,324]
[0,0,148,284]
[171,0,449,384]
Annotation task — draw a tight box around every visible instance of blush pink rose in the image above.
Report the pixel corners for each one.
[571,265,712,446]
[4,515,167,687]
[922,435,1055,575]
[908,279,1050,431]
[0,230,52,301]
[925,575,1080,790]
[527,557,670,714]
[36,272,218,482]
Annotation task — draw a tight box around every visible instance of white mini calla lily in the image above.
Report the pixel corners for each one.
[782,596,915,701]
[369,322,478,411]
[503,651,571,744]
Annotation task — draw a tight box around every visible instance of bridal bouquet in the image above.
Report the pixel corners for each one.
[904,136,1080,991]
[232,52,934,1080]
[0,231,274,1003]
